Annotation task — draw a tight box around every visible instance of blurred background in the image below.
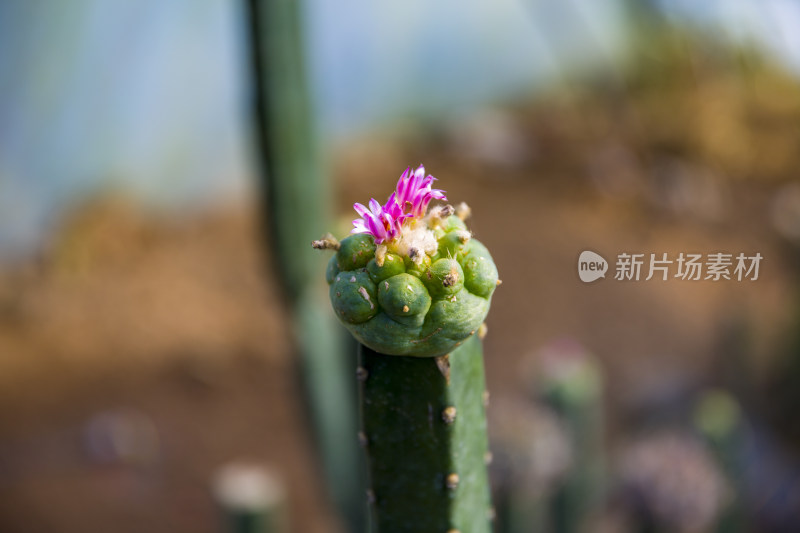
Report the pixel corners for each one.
[2,0,800,531]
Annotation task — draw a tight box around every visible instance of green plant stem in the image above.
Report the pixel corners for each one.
[359,335,493,533]
[694,390,747,533]
[244,0,364,530]
[542,358,605,533]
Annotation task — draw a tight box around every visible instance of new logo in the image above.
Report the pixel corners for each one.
[578,251,608,283]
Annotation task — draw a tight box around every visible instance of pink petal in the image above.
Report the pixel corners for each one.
[396,168,411,203]
[379,211,393,230]
[368,198,382,215]
[384,202,403,220]
[407,174,422,199]
[365,216,382,238]
[384,192,400,215]
[354,202,370,218]
[418,197,434,218]
[430,188,446,200]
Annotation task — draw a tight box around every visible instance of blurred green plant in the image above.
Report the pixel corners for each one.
[535,342,605,533]
[694,389,748,533]
[490,398,570,533]
[244,1,365,530]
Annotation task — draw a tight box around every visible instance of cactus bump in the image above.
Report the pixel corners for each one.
[314,165,500,532]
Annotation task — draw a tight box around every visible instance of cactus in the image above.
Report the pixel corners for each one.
[619,432,727,533]
[489,398,571,533]
[360,335,493,532]
[244,0,365,530]
[534,340,605,533]
[321,204,497,357]
[314,166,499,531]
[693,389,747,533]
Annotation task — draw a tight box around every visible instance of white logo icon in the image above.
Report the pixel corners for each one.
[578,251,608,283]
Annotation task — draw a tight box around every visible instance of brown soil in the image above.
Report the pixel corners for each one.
[0,199,340,533]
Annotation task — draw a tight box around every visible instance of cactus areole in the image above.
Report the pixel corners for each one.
[314,165,500,358]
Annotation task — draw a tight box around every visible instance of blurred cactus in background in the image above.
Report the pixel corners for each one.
[489,397,571,533]
[244,0,364,530]
[618,432,727,533]
[693,389,748,533]
[534,340,606,533]
[764,285,800,451]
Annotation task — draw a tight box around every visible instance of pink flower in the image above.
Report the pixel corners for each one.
[382,191,407,223]
[395,165,447,218]
[351,195,407,244]
[351,165,447,243]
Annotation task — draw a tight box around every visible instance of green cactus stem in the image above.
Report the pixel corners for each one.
[490,399,570,533]
[244,0,364,530]
[693,389,747,533]
[359,334,493,533]
[535,342,605,533]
